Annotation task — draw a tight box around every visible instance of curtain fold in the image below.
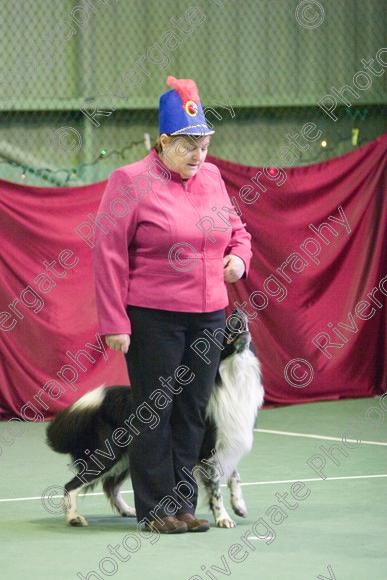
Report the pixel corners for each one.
[0,135,385,419]
[211,134,386,404]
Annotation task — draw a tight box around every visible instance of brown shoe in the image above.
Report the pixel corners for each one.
[143,515,188,534]
[176,512,210,532]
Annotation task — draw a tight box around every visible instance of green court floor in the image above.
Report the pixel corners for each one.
[0,397,386,580]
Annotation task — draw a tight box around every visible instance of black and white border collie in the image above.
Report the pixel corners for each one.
[46,309,264,528]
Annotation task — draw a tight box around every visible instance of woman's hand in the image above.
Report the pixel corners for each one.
[105,334,131,353]
[223,254,245,283]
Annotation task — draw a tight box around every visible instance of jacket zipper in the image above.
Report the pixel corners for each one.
[181,178,207,311]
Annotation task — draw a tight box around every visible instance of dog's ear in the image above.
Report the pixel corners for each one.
[232,307,247,322]
[228,314,238,332]
[228,311,247,334]
[236,308,248,326]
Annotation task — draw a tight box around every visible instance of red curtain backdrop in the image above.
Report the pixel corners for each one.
[0,135,386,420]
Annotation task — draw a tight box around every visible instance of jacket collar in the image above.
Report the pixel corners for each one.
[147,148,196,185]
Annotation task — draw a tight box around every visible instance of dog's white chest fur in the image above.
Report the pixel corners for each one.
[206,349,264,477]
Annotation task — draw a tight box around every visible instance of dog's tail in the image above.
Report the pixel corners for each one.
[46,385,107,454]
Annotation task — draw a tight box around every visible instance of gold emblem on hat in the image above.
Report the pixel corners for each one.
[185,100,198,116]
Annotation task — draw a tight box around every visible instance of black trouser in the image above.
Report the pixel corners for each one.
[124,305,226,523]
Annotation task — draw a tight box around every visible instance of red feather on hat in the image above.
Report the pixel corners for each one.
[166,76,200,105]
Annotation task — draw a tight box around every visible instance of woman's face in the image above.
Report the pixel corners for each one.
[160,134,211,179]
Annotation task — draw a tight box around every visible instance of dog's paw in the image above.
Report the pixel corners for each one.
[120,507,136,518]
[67,514,88,527]
[232,500,248,518]
[216,517,236,528]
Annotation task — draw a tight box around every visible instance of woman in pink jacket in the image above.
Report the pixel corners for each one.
[93,76,252,534]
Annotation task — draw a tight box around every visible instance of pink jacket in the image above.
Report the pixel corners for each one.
[93,149,252,335]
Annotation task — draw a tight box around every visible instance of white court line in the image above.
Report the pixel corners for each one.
[254,428,387,446]
[238,474,387,486]
[1,473,386,504]
[0,490,133,503]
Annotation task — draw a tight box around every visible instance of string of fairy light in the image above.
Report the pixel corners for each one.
[0,135,151,187]
[0,107,373,186]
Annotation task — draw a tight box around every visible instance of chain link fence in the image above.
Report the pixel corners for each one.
[0,0,385,186]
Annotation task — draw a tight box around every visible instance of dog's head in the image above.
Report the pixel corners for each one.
[220,308,251,360]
